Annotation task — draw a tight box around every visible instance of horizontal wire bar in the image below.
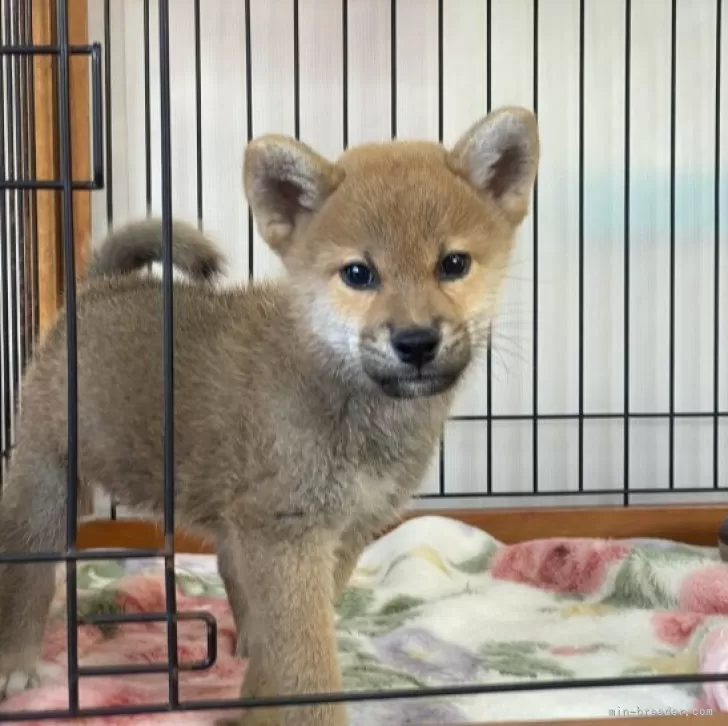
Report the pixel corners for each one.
[0,411,720,429]
[78,611,215,626]
[450,411,728,422]
[417,487,728,499]
[77,661,203,678]
[0,179,101,190]
[0,43,96,55]
[77,663,188,678]
[0,547,171,564]
[0,670,727,721]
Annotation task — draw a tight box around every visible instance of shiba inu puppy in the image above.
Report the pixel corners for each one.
[0,106,538,726]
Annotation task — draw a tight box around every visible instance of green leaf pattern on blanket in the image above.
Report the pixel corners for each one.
[336,587,376,619]
[480,641,576,679]
[378,595,426,616]
[603,548,700,610]
[451,539,496,574]
[176,570,226,598]
[75,560,127,591]
[336,588,425,634]
[339,602,426,638]
[336,632,429,692]
[80,590,124,637]
[342,655,427,692]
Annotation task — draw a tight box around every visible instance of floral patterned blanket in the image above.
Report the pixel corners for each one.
[1,515,727,724]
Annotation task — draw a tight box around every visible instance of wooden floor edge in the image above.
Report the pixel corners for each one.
[77,503,728,552]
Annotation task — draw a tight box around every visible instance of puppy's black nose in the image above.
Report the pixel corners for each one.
[391,326,441,367]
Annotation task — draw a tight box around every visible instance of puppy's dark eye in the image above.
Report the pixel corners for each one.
[340,262,379,290]
[438,252,471,281]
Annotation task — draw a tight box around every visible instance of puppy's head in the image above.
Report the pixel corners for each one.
[244,107,539,399]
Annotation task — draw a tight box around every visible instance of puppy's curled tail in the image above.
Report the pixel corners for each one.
[87,218,226,281]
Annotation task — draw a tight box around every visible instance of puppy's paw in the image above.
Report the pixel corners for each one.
[0,668,40,699]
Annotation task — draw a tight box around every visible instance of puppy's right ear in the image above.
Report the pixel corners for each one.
[243,135,345,257]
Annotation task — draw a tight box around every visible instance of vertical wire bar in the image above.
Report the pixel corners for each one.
[107,0,117,520]
[26,0,38,346]
[10,0,25,378]
[18,0,31,370]
[14,0,25,370]
[90,49,103,189]
[144,0,151,213]
[437,0,443,144]
[103,0,113,226]
[139,0,152,292]
[623,0,632,506]
[2,0,11,422]
[532,0,539,493]
[9,1,22,434]
[10,0,20,414]
[0,0,10,486]
[194,0,203,229]
[578,0,585,492]
[245,0,254,280]
[342,0,348,149]
[4,0,19,452]
[485,0,493,495]
[56,0,80,711]
[390,0,396,139]
[293,0,300,141]
[11,0,21,400]
[715,0,723,489]
[437,0,445,496]
[668,0,677,490]
[157,0,180,706]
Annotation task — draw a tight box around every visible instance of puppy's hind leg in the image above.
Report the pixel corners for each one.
[0,443,68,699]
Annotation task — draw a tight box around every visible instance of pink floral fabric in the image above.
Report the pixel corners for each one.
[490,538,630,594]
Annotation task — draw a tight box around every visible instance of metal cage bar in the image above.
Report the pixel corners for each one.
[623,0,632,507]
[715,0,724,492]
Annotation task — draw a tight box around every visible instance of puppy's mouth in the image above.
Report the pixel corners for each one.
[369,370,461,399]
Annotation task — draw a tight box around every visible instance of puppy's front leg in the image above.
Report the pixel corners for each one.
[217,532,250,658]
[225,530,346,726]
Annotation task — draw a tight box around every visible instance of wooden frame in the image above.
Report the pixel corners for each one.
[77,504,728,551]
[76,506,728,726]
[31,0,93,513]
[32,0,91,339]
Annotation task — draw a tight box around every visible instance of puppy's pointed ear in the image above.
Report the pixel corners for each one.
[449,107,539,226]
[243,135,345,257]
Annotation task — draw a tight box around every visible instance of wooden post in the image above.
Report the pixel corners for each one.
[31,0,91,339]
[30,0,91,514]
[32,0,62,338]
[69,0,91,277]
